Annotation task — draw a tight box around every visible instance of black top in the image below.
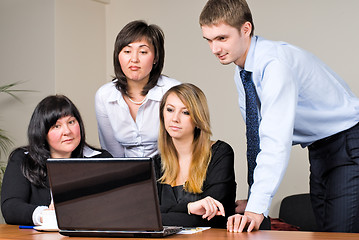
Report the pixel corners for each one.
[153,140,237,228]
[0,147,112,225]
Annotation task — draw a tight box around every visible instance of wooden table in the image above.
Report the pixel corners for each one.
[0,224,358,240]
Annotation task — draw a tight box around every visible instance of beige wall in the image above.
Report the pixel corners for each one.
[1,0,359,222]
[0,0,108,159]
[0,0,55,159]
[55,0,107,147]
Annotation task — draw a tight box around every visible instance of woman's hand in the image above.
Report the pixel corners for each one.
[187,196,225,221]
[48,202,55,210]
[40,203,55,223]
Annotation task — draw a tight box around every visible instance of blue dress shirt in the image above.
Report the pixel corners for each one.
[235,36,359,216]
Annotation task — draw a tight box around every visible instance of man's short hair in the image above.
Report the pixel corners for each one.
[199,0,255,36]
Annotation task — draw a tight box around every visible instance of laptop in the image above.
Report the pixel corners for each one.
[46,158,182,237]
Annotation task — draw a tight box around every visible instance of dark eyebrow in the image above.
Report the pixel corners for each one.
[125,44,151,48]
[139,44,150,48]
[203,35,227,41]
[215,35,227,40]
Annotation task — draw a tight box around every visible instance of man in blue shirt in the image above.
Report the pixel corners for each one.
[200,0,359,233]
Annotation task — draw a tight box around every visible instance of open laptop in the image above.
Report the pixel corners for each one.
[46,158,182,237]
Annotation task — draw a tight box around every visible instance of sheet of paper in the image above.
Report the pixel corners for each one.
[178,227,211,234]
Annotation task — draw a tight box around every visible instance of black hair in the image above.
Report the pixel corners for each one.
[20,95,86,188]
[113,20,165,96]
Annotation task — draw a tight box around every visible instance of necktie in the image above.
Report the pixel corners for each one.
[240,70,260,187]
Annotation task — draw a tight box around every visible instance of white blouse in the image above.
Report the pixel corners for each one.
[95,75,180,157]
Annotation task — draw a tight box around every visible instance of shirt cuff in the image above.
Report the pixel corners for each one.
[245,191,272,217]
[32,206,48,226]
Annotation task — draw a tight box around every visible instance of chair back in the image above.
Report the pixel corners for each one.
[279,193,318,231]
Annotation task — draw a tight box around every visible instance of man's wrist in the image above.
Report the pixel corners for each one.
[244,211,264,230]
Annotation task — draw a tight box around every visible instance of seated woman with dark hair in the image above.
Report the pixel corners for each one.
[155,83,236,228]
[1,95,112,226]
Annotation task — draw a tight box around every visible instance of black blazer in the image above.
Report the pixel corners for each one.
[154,140,237,228]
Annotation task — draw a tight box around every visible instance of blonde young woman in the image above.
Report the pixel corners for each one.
[153,83,236,228]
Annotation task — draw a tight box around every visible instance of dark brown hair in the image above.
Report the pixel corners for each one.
[199,0,255,37]
[113,20,165,96]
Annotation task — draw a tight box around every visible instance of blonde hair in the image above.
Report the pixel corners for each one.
[158,83,212,194]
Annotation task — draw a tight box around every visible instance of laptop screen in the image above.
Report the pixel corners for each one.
[46,158,163,231]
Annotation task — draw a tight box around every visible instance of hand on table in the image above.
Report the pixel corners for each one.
[227,211,264,232]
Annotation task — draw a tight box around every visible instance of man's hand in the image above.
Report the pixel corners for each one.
[227,211,264,232]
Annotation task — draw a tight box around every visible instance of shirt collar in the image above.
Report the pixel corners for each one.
[83,145,102,157]
[106,80,123,103]
[146,75,166,102]
[241,35,258,73]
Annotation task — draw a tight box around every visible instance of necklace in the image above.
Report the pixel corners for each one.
[127,95,147,105]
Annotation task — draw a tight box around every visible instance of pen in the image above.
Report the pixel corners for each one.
[19,225,34,229]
